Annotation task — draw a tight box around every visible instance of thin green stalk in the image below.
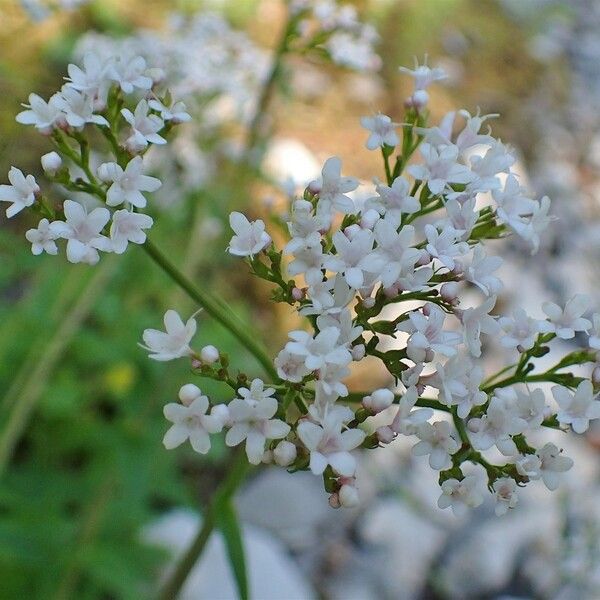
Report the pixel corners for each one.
[142,238,277,380]
[156,451,250,600]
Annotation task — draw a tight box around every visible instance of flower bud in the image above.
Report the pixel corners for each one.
[211,404,231,428]
[360,209,380,230]
[328,492,341,509]
[593,365,600,385]
[339,484,360,508]
[362,297,376,309]
[41,152,62,175]
[440,281,460,303]
[291,287,305,301]
[262,450,273,464]
[363,388,394,413]
[273,440,297,466]
[351,344,366,361]
[200,345,220,364]
[178,383,202,406]
[411,89,429,109]
[344,224,361,239]
[97,162,119,182]
[416,251,431,267]
[376,425,395,444]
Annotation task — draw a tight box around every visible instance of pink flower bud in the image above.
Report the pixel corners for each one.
[360,209,380,230]
[440,281,460,303]
[416,252,431,267]
[328,492,341,509]
[339,484,360,508]
[351,344,366,361]
[291,287,305,301]
[377,425,395,444]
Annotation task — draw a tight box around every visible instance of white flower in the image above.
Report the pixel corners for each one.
[413,420,459,470]
[468,141,515,191]
[121,99,166,152]
[590,313,600,349]
[397,304,462,363]
[467,392,527,456]
[54,86,108,129]
[553,380,600,434]
[493,477,518,516]
[437,475,483,517]
[0,167,39,217]
[50,199,111,264]
[462,244,503,296]
[407,143,476,195]
[65,52,112,108]
[316,309,362,347]
[541,293,592,339]
[148,98,192,123]
[98,156,162,208]
[287,240,325,286]
[227,211,271,257]
[518,196,555,254]
[297,409,365,477]
[111,55,153,94]
[16,92,63,133]
[442,197,478,239]
[498,308,544,351]
[110,209,153,254]
[310,157,358,218]
[284,200,326,253]
[399,58,447,91]
[390,386,433,435]
[492,174,537,228]
[360,113,399,149]
[425,223,469,270]
[459,295,500,358]
[365,177,420,217]
[25,218,58,255]
[274,349,311,382]
[509,387,547,430]
[163,390,223,454]
[284,327,352,372]
[536,442,574,491]
[141,309,197,361]
[515,454,542,480]
[323,229,382,289]
[225,379,290,465]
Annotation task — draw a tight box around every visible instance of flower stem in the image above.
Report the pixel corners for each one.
[156,451,250,600]
[142,238,277,380]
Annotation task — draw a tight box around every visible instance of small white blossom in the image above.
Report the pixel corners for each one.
[16,92,63,133]
[284,327,352,372]
[541,293,592,339]
[493,477,518,516]
[310,156,358,219]
[121,99,166,152]
[360,113,399,150]
[437,475,483,517]
[390,386,433,435]
[54,86,108,129]
[25,218,58,255]
[413,420,459,470]
[50,199,111,264]
[111,55,153,94]
[459,295,500,358]
[227,212,271,257]
[148,98,192,123]
[365,177,420,217]
[225,379,290,465]
[141,309,197,361]
[65,52,112,108]
[110,209,153,254]
[0,167,39,217]
[515,453,542,480]
[589,313,600,349]
[536,442,574,491]
[163,389,222,454]
[498,308,544,351]
[425,223,469,270]
[399,58,447,91]
[462,244,503,296]
[98,156,162,208]
[553,380,600,434]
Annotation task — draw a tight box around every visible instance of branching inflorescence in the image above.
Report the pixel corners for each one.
[6,7,600,526]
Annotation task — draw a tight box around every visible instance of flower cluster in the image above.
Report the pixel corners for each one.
[144,60,600,514]
[3,49,190,263]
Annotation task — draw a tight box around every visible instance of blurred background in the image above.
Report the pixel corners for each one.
[2,0,600,598]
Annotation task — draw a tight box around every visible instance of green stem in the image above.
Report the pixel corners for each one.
[156,451,250,600]
[142,239,277,380]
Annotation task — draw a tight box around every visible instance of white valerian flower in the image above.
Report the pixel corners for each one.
[54,86,109,129]
[498,308,544,351]
[50,199,111,264]
[397,304,462,362]
[163,389,223,454]
[589,313,600,349]
[310,156,358,219]
[227,212,271,257]
[492,173,537,228]
[425,223,469,270]
[110,210,153,254]
[111,55,153,94]
[65,52,112,108]
[360,113,399,149]
[390,386,433,435]
[553,380,600,434]
[399,58,447,108]
[407,143,476,195]
[316,309,362,347]
[458,295,500,358]
[16,92,63,133]
[148,98,192,123]
[141,309,197,361]
[536,442,574,491]
[98,156,162,208]
[412,420,459,470]
[442,197,478,239]
[274,348,311,382]
[462,244,503,296]
[493,477,518,516]
[297,408,365,477]
[121,99,166,152]
[515,196,555,254]
[541,293,592,339]
[437,475,483,517]
[365,177,420,217]
[468,141,515,191]
[0,167,39,217]
[287,240,326,286]
[284,327,352,372]
[284,199,326,253]
[506,387,547,430]
[467,392,527,456]
[225,379,290,465]
[25,218,58,255]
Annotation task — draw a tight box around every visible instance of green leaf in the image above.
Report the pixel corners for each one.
[215,500,249,600]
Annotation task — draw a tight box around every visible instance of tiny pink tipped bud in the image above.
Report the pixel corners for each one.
[377,425,395,444]
[291,287,305,301]
[328,492,341,509]
[440,281,460,303]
